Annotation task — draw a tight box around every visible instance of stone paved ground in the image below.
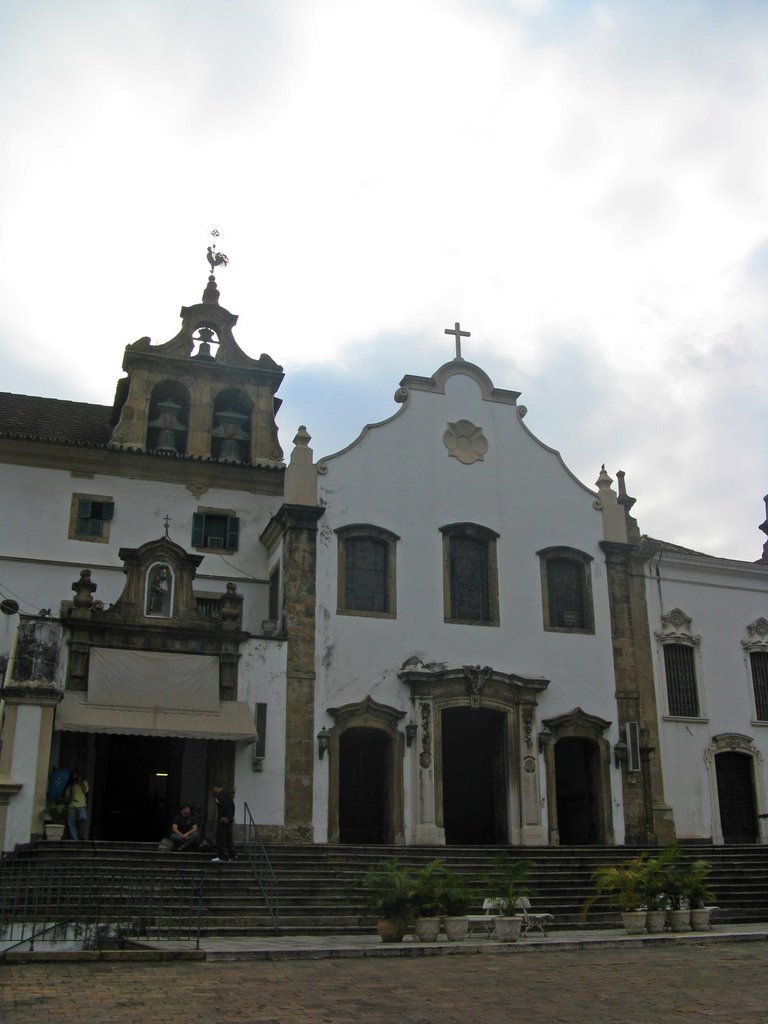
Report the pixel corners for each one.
[3,943,768,1024]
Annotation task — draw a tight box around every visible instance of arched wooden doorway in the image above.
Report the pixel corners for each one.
[554,737,601,845]
[542,707,613,846]
[326,697,406,845]
[715,751,758,843]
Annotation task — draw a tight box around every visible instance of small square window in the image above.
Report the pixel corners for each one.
[69,494,114,543]
[192,511,239,552]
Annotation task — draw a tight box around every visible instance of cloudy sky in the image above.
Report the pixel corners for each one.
[1,0,766,561]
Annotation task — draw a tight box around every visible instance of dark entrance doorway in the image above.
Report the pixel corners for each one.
[554,737,600,844]
[716,751,758,843]
[339,728,391,843]
[441,707,507,845]
[100,735,184,841]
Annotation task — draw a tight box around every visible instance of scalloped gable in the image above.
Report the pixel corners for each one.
[397,359,521,405]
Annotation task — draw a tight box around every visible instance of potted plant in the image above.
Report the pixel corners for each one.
[44,798,68,841]
[362,858,416,942]
[440,868,473,941]
[684,859,715,931]
[583,854,647,933]
[412,859,448,942]
[485,857,531,942]
[641,846,680,933]
[655,847,691,932]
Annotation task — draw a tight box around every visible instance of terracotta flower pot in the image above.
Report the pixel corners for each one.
[376,918,407,943]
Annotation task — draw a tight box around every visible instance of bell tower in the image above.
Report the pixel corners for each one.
[110,240,284,464]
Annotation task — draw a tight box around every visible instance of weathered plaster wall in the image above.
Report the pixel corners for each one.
[314,366,626,844]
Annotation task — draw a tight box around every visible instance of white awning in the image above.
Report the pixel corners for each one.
[55,692,258,742]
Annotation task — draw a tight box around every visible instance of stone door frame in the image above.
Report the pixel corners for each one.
[542,707,614,846]
[325,696,406,845]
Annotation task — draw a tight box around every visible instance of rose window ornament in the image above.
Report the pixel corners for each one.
[443,420,489,465]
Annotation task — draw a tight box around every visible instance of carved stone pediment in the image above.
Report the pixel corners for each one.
[743,618,768,650]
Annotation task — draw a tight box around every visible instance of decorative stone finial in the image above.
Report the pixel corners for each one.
[71,569,97,617]
[284,425,317,505]
[759,494,768,564]
[595,465,628,544]
[616,469,636,511]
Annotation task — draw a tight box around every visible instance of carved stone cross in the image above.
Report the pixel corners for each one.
[445,321,470,360]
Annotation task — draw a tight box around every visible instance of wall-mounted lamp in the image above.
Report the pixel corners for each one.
[613,738,628,769]
[537,728,552,753]
[317,726,331,760]
[405,721,418,747]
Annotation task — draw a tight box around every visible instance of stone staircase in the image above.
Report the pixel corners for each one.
[6,841,768,938]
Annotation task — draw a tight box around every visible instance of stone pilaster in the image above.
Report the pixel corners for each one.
[600,541,675,844]
[276,503,324,842]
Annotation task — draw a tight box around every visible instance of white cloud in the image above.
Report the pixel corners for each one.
[0,0,766,559]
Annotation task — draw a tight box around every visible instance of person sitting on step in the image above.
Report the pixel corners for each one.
[170,803,201,851]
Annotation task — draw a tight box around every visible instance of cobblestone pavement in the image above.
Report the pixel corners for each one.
[3,943,768,1023]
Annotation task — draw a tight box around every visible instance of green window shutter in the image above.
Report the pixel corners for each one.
[192,513,206,547]
[225,516,240,551]
[102,501,115,522]
[76,499,92,533]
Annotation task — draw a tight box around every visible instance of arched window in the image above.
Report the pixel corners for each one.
[211,389,252,463]
[336,525,398,618]
[441,523,499,626]
[537,547,594,633]
[655,608,703,718]
[146,381,190,455]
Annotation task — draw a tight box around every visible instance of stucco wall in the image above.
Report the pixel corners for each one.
[313,365,626,843]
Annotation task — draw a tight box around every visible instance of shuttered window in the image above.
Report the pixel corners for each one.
[751,652,768,721]
[192,512,239,551]
[664,644,699,717]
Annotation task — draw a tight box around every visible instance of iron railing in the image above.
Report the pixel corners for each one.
[242,802,280,934]
[0,856,205,953]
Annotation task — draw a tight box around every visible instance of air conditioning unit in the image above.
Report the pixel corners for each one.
[207,537,224,549]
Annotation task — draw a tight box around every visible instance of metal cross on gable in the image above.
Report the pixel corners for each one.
[445,321,470,360]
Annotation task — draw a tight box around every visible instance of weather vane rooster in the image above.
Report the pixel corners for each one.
[206,227,229,273]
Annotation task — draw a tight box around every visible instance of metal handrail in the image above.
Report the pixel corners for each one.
[0,855,205,953]
[242,802,280,934]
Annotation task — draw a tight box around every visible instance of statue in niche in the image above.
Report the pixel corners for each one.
[146,564,173,617]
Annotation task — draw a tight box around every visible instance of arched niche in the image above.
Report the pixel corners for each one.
[211,388,253,463]
[146,380,190,455]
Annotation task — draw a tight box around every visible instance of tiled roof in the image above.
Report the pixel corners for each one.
[0,393,113,446]
[639,535,712,558]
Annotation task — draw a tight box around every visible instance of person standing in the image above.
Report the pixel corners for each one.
[211,784,236,863]
[65,772,89,841]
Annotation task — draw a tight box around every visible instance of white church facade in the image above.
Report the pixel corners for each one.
[0,263,766,852]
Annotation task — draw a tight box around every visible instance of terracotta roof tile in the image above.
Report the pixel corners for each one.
[0,393,113,445]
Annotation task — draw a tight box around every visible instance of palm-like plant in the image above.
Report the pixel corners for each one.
[484,856,531,915]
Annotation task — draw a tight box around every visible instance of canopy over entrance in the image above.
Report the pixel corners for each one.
[56,692,258,742]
